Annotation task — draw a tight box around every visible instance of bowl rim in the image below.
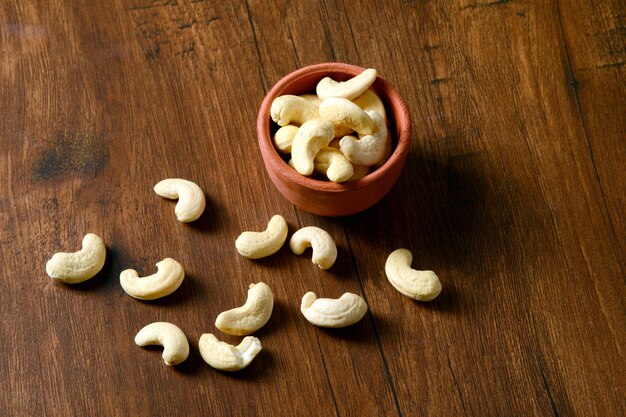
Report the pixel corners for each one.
[256,62,411,193]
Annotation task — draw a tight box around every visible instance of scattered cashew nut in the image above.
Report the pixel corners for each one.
[273,125,299,154]
[300,292,367,328]
[290,226,337,269]
[339,110,388,166]
[316,68,378,101]
[385,248,442,301]
[314,147,354,183]
[270,95,319,126]
[154,178,206,223]
[46,233,106,284]
[291,119,335,176]
[120,258,185,300]
[135,322,189,366]
[235,214,288,259]
[215,282,274,336]
[318,98,375,135]
[199,334,262,371]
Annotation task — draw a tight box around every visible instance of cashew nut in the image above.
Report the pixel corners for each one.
[291,119,335,176]
[215,282,274,336]
[374,130,393,169]
[154,178,206,223]
[301,292,367,328]
[316,68,378,101]
[120,258,185,300]
[235,214,288,259]
[299,93,321,108]
[273,125,299,154]
[289,227,337,269]
[353,89,387,123]
[339,111,388,167]
[46,233,106,284]
[313,147,354,183]
[318,98,375,135]
[350,164,371,181]
[385,249,442,301]
[135,322,189,366]
[199,334,262,371]
[270,95,319,126]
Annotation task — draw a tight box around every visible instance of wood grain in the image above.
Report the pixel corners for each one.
[0,1,623,416]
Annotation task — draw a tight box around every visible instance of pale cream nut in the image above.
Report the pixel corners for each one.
[314,147,354,183]
[46,233,106,284]
[273,125,299,154]
[349,164,371,181]
[385,248,442,301]
[290,226,338,269]
[291,119,335,176]
[135,322,189,366]
[270,95,319,126]
[120,258,185,300]
[300,292,367,328]
[316,68,378,101]
[215,282,274,336]
[235,215,288,259]
[318,98,375,135]
[339,111,388,167]
[199,334,262,371]
[353,89,387,123]
[154,178,206,223]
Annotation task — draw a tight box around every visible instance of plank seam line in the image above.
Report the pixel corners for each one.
[243,0,267,93]
[445,352,471,417]
[553,0,625,274]
[314,330,341,417]
[343,223,404,417]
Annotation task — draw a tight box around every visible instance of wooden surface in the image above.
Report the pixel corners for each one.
[1,0,624,416]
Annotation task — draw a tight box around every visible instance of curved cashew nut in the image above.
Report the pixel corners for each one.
[270,95,319,126]
[350,164,371,181]
[289,226,337,269]
[215,282,274,335]
[199,334,262,371]
[273,125,299,154]
[314,147,354,183]
[318,98,375,135]
[374,131,393,169]
[299,93,321,108]
[353,89,387,123]
[135,322,189,366]
[316,68,378,101]
[235,215,288,259]
[46,233,106,284]
[120,258,185,300]
[339,110,388,167]
[385,249,442,301]
[291,119,334,176]
[301,292,367,328]
[154,178,206,223]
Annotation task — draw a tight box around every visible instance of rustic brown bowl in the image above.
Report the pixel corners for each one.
[256,62,412,217]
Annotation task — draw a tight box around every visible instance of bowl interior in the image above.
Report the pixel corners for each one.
[258,63,411,194]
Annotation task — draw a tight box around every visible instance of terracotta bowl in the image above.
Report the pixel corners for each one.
[256,62,412,217]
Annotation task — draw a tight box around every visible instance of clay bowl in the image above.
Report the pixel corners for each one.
[256,62,411,217]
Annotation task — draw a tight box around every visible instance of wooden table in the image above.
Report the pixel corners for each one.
[1,1,624,416]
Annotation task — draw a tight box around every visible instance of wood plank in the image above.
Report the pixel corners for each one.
[1,1,337,415]
[245,1,402,415]
[336,0,625,416]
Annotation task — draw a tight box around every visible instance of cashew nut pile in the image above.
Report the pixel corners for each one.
[271,68,392,183]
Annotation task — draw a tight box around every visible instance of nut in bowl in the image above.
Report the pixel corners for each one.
[257,63,412,217]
